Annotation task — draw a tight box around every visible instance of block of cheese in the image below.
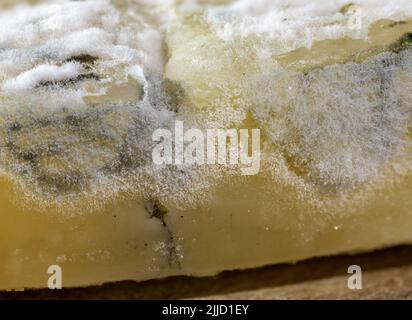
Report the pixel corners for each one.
[0,0,412,290]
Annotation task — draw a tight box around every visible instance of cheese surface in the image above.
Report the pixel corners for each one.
[0,0,412,290]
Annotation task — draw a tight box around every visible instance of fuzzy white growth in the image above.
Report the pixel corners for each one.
[0,0,221,211]
[0,0,412,212]
[166,1,412,196]
[250,51,412,190]
[0,0,160,92]
[3,63,81,93]
[200,0,412,53]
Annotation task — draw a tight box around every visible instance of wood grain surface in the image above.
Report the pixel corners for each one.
[2,245,412,300]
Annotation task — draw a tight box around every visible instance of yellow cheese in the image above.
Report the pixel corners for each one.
[0,0,412,291]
